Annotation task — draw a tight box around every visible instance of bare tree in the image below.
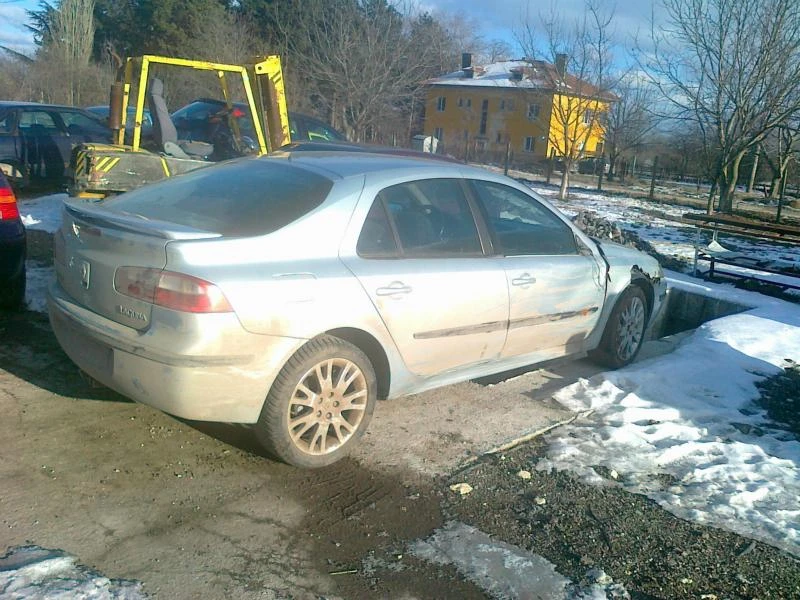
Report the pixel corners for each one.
[645,0,800,213]
[605,76,655,180]
[43,0,96,105]
[758,121,800,200]
[517,0,616,199]
[277,0,453,143]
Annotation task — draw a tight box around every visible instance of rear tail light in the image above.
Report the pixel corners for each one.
[0,177,20,221]
[114,267,233,313]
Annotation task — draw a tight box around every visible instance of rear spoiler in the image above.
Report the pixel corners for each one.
[64,199,221,241]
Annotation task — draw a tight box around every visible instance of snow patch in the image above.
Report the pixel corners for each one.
[412,521,629,599]
[0,545,147,599]
[18,193,66,233]
[540,277,800,557]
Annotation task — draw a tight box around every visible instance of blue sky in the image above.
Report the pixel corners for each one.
[0,0,661,58]
[0,0,36,53]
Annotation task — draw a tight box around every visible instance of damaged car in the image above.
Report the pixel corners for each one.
[48,152,666,468]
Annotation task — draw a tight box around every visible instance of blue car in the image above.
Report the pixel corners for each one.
[0,171,25,310]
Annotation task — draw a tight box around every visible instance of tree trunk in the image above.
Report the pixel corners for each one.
[717,152,745,213]
[769,176,781,198]
[747,149,759,192]
[707,178,718,214]
[718,175,739,213]
[558,170,569,200]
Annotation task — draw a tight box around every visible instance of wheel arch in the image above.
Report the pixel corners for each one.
[325,327,391,399]
[630,266,655,318]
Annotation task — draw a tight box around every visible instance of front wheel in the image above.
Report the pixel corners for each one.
[254,335,377,468]
[589,286,648,369]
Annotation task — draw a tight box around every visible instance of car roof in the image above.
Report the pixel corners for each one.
[264,150,491,181]
[0,101,92,110]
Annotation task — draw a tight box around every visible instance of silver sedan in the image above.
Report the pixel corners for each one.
[48,152,666,467]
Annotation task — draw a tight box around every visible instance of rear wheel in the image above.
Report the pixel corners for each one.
[254,335,377,468]
[589,285,648,369]
[0,266,26,311]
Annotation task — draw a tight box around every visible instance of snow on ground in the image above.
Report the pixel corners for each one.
[412,521,629,599]
[0,545,146,599]
[18,193,67,234]
[538,272,800,557]
[17,194,65,312]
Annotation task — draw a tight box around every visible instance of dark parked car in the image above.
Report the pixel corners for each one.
[0,171,25,309]
[171,99,347,146]
[0,101,111,187]
[85,105,154,135]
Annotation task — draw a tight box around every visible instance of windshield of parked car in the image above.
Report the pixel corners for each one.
[105,158,333,237]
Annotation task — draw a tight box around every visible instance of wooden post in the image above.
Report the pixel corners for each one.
[648,155,659,201]
[597,155,605,191]
[504,141,511,176]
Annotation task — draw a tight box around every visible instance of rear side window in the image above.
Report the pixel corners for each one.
[106,158,333,237]
[374,178,482,257]
[0,110,15,133]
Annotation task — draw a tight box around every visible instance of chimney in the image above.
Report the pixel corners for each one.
[555,53,568,76]
[462,52,474,78]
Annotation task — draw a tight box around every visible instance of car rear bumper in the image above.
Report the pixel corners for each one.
[0,220,26,280]
[47,280,304,423]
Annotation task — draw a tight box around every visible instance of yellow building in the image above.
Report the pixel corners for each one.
[423,55,615,162]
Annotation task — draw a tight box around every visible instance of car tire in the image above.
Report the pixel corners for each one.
[589,285,648,369]
[254,335,377,468]
[0,266,26,311]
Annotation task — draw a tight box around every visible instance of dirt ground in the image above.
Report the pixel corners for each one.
[0,304,592,599]
[2,207,799,599]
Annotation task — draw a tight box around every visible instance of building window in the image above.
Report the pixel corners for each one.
[524,137,535,152]
[527,103,540,121]
[500,99,515,111]
[458,97,472,108]
[434,127,444,141]
[583,109,593,124]
[436,97,446,112]
[479,99,489,135]
[496,132,503,143]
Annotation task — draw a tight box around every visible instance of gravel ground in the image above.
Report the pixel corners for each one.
[441,432,800,599]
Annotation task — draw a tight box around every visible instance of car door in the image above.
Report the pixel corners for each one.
[0,108,21,178]
[469,179,606,359]
[18,109,67,181]
[342,177,509,377]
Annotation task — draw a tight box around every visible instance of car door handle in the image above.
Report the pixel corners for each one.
[511,273,536,286]
[376,281,412,296]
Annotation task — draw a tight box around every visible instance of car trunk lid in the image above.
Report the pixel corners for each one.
[56,200,219,330]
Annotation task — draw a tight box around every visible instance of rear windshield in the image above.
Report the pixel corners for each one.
[105,158,333,237]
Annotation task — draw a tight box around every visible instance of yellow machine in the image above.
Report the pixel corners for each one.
[70,54,291,199]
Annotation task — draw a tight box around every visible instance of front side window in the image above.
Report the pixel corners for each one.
[527,103,540,121]
[471,180,577,256]
[59,111,107,136]
[436,96,446,112]
[377,178,482,257]
[583,109,593,125]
